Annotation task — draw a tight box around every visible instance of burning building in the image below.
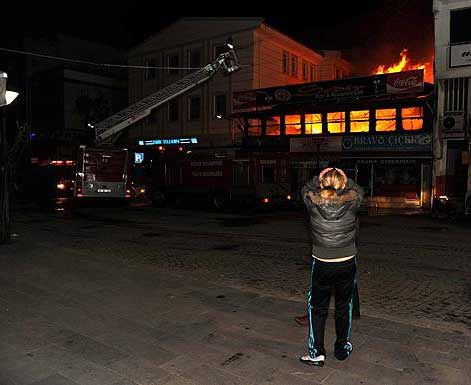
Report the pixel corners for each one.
[433,0,471,215]
[232,68,433,214]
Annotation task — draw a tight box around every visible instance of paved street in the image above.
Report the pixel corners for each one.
[1,205,471,384]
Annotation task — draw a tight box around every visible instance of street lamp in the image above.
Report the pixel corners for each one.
[0,71,19,244]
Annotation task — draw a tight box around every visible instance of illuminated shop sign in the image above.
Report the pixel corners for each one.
[134,152,144,164]
[342,133,431,152]
[138,137,198,146]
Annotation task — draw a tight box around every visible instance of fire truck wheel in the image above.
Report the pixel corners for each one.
[152,192,166,208]
[211,193,226,211]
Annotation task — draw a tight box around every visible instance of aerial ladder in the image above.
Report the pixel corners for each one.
[75,44,240,200]
[94,43,240,144]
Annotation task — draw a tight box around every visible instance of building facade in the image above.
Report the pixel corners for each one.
[433,0,471,213]
[24,35,127,158]
[233,70,433,214]
[126,17,351,148]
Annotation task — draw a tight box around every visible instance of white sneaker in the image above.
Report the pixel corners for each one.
[299,354,325,367]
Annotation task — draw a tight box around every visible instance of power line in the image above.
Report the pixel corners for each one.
[0,47,205,70]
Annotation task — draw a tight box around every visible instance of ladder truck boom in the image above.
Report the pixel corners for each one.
[94,45,240,144]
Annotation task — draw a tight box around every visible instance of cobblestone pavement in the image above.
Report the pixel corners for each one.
[6,205,471,334]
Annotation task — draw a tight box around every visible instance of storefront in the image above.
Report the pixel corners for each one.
[233,70,434,213]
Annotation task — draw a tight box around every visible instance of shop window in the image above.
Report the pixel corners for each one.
[248,119,262,136]
[375,109,396,132]
[282,51,289,74]
[305,113,322,134]
[350,110,369,133]
[285,115,301,135]
[402,107,423,131]
[266,116,281,135]
[327,112,345,133]
[373,164,420,198]
[291,55,298,77]
[450,8,471,44]
[262,165,275,183]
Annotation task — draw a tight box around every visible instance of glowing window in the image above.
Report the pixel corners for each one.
[375,109,396,132]
[402,107,423,131]
[305,113,322,134]
[350,110,370,133]
[248,119,261,136]
[327,112,345,133]
[266,116,281,136]
[285,115,301,135]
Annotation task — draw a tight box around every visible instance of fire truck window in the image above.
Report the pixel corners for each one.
[233,162,249,185]
[402,107,423,131]
[285,115,301,135]
[305,113,322,134]
[248,119,262,136]
[350,110,370,133]
[375,109,396,132]
[262,165,275,184]
[327,112,345,133]
[266,116,281,135]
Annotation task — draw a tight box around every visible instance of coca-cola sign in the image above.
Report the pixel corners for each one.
[386,70,424,93]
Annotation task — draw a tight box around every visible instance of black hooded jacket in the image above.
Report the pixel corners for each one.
[302,177,364,259]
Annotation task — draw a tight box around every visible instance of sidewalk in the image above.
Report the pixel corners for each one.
[1,237,470,385]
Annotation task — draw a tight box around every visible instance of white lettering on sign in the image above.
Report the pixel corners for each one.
[190,161,223,167]
[191,171,223,177]
[260,160,276,165]
[450,43,471,67]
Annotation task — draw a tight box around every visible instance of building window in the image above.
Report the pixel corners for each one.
[302,61,308,81]
[188,48,201,68]
[168,54,179,75]
[285,115,301,135]
[248,119,262,136]
[450,8,471,44]
[350,110,369,133]
[282,51,289,74]
[262,165,275,183]
[402,107,423,131]
[305,113,322,134]
[291,55,298,77]
[266,116,281,135]
[144,58,156,80]
[214,94,227,118]
[310,65,316,82]
[188,96,201,120]
[168,99,179,122]
[375,109,396,131]
[327,112,345,133]
[336,68,343,79]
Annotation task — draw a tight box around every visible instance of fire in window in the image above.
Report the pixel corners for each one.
[327,112,345,133]
[375,109,396,132]
[285,115,301,135]
[266,116,281,136]
[402,107,423,131]
[248,119,262,136]
[305,113,322,134]
[350,110,369,133]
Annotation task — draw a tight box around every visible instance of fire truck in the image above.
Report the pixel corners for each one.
[74,44,240,202]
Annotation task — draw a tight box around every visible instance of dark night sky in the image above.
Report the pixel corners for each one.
[2,1,434,75]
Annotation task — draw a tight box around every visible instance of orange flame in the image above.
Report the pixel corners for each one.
[374,49,434,83]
